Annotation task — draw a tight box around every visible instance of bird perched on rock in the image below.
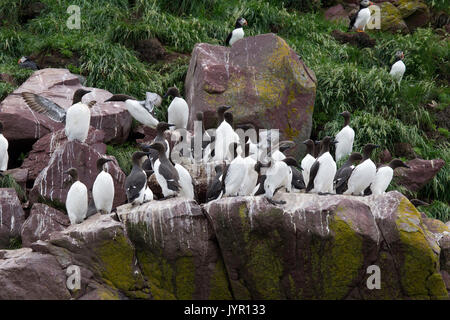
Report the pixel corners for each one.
[263,157,292,205]
[105,92,161,128]
[163,87,189,130]
[153,122,175,159]
[0,121,9,172]
[270,140,295,161]
[213,106,238,161]
[344,143,379,196]
[306,136,337,194]
[18,56,39,70]
[125,151,153,205]
[93,158,115,214]
[225,17,248,46]
[301,139,315,187]
[21,89,94,143]
[390,51,406,83]
[224,142,246,197]
[239,143,259,196]
[348,0,373,32]
[65,168,88,225]
[334,152,363,194]
[206,164,228,202]
[335,111,355,162]
[369,159,409,195]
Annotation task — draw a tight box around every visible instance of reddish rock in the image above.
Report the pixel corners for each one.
[21,126,106,181]
[29,140,127,209]
[397,0,430,31]
[118,198,232,299]
[395,158,445,192]
[0,189,26,248]
[21,203,70,247]
[0,68,132,144]
[204,191,447,299]
[0,248,71,299]
[4,168,28,191]
[185,34,317,158]
[324,4,350,24]
[379,149,392,164]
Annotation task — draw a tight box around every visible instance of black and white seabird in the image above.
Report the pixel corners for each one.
[206,164,227,202]
[147,142,181,199]
[348,0,373,32]
[263,156,292,205]
[213,106,238,161]
[335,111,355,162]
[65,168,88,225]
[306,136,337,194]
[252,161,270,196]
[224,142,246,197]
[225,17,248,46]
[271,140,295,161]
[154,122,175,159]
[239,143,259,196]
[163,87,189,130]
[105,92,161,128]
[18,56,39,70]
[389,51,406,83]
[125,151,153,205]
[334,152,363,194]
[0,121,9,171]
[370,159,409,195]
[21,89,94,142]
[283,157,305,192]
[344,143,379,196]
[301,139,315,187]
[92,158,115,214]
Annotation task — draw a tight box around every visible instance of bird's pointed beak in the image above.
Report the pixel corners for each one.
[244,20,248,26]
[168,123,176,127]
[17,59,21,64]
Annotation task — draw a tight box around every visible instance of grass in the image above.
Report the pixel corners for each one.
[0,174,27,202]
[0,0,448,221]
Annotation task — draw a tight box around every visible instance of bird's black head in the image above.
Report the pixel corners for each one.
[224,112,234,126]
[348,152,363,163]
[362,143,379,159]
[147,142,167,154]
[104,94,132,103]
[278,140,295,153]
[214,164,223,174]
[389,159,409,170]
[302,139,315,155]
[65,167,79,181]
[217,105,232,117]
[395,51,405,61]
[340,111,351,125]
[157,122,175,133]
[132,151,151,166]
[97,157,113,172]
[235,17,248,28]
[163,87,180,99]
[196,112,204,121]
[72,89,91,104]
[360,0,372,8]
[283,157,300,169]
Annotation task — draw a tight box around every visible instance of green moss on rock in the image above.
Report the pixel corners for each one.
[209,259,233,300]
[175,256,196,299]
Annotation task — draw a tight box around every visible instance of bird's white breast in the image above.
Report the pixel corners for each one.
[224,155,246,196]
[66,181,88,224]
[230,28,244,46]
[93,171,115,213]
[370,166,393,195]
[354,8,371,30]
[390,61,406,81]
[335,125,355,162]
[346,159,376,195]
[65,103,91,143]
[301,154,315,186]
[313,152,336,193]
[126,99,159,128]
[175,163,194,200]
[0,134,9,171]
[168,97,189,130]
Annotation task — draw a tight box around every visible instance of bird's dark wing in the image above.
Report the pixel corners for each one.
[306,160,320,192]
[21,92,67,123]
[206,173,223,202]
[291,167,305,190]
[225,32,232,46]
[253,175,266,196]
[348,12,357,30]
[158,163,180,192]
[364,185,372,196]
[125,168,147,202]
[221,164,229,194]
[335,166,353,194]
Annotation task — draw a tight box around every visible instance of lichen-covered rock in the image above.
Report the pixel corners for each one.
[394,158,445,192]
[20,203,70,247]
[0,248,71,299]
[29,140,127,210]
[0,189,26,249]
[397,0,430,31]
[0,68,132,144]
[380,2,409,33]
[185,33,316,158]
[118,198,232,300]
[204,191,448,299]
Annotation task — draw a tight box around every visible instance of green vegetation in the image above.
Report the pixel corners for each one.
[0,174,27,201]
[0,0,448,220]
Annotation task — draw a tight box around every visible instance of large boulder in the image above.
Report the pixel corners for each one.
[118,198,232,299]
[0,68,132,144]
[21,126,106,181]
[185,34,317,158]
[380,2,410,33]
[204,191,448,299]
[397,0,430,31]
[324,4,350,24]
[394,158,445,192]
[29,140,127,210]
[0,189,26,249]
[20,203,70,247]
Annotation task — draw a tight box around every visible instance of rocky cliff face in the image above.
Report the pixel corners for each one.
[0,191,448,300]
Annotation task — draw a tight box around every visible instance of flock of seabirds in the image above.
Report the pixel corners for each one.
[0,0,409,225]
